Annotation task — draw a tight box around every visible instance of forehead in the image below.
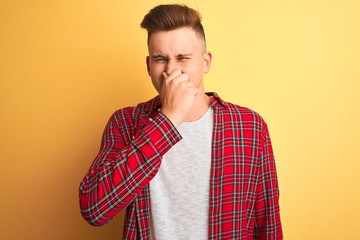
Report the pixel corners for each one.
[148,27,203,55]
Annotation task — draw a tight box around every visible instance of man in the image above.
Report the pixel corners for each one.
[79,4,282,240]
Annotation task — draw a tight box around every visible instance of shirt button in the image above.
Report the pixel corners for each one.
[132,136,135,140]
[149,118,153,122]
[157,108,161,112]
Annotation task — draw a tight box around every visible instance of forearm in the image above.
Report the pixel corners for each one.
[254,171,282,239]
[79,111,181,226]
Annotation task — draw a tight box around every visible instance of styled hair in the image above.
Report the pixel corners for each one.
[140,4,206,50]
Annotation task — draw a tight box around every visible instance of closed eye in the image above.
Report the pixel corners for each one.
[154,58,168,62]
[177,54,192,61]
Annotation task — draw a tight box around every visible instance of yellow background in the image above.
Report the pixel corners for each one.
[1,0,359,239]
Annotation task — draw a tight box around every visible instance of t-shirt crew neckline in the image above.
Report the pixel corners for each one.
[179,106,212,127]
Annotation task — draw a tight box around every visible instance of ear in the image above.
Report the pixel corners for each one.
[203,52,212,73]
[146,56,150,76]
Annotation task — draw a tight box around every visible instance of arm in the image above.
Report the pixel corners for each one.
[79,109,181,226]
[254,122,283,239]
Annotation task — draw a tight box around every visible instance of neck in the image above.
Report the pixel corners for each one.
[183,92,211,122]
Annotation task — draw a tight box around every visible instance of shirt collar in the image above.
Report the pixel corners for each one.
[206,92,228,109]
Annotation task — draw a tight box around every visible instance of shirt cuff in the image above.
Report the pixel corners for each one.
[136,111,182,157]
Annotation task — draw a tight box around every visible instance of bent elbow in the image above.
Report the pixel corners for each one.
[79,193,110,226]
[80,207,110,227]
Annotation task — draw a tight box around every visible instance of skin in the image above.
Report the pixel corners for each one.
[146,27,212,127]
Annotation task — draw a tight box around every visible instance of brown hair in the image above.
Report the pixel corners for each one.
[140,4,206,50]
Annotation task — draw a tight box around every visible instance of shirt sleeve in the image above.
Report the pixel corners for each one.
[79,110,182,226]
[254,122,283,239]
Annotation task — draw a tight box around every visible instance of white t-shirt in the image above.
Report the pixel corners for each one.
[150,107,214,240]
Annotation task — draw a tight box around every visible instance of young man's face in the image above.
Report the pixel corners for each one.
[146,27,212,94]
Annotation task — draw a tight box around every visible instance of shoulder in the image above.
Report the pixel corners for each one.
[211,92,270,141]
[210,92,267,128]
[221,101,271,146]
[223,101,265,125]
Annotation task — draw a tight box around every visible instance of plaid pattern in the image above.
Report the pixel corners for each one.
[79,92,282,239]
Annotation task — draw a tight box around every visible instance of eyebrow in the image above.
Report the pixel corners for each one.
[177,53,192,57]
[151,55,167,60]
[151,53,193,59]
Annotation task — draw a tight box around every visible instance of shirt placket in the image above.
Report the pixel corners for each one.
[209,105,225,239]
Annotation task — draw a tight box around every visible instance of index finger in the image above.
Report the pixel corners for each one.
[163,69,182,81]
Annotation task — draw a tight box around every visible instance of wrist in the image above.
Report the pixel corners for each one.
[161,110,182,128]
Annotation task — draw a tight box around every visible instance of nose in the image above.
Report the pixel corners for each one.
[165,59,179,75]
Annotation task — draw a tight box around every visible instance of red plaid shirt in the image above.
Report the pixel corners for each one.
[79,92,282,239]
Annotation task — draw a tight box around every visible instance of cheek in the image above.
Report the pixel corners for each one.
[181,62,196,73]
[150,63,166,76]
[182,61,203,76]
[151,78,162,93]
[149,65,164,92]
